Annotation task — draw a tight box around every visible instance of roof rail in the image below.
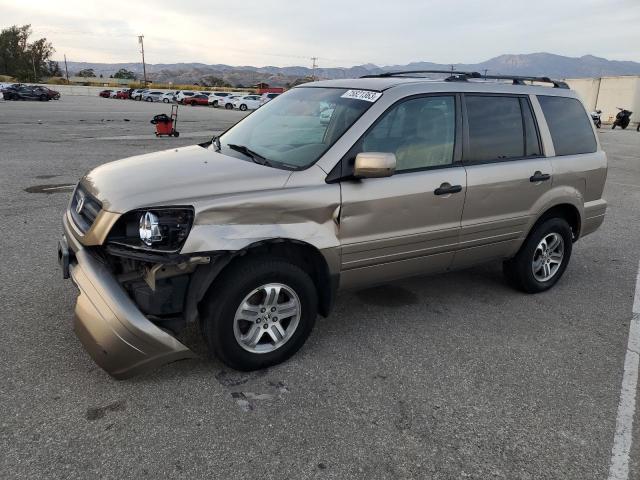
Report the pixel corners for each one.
[360,70,482,82]
[360,70,569,88]
[480,74,569,89]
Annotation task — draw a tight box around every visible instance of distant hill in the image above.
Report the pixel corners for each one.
[60,53,640,87]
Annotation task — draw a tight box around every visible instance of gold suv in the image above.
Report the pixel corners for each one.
[58,71,607,378]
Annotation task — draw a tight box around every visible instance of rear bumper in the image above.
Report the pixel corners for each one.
[581,199,607,238]
[61,214,196,379]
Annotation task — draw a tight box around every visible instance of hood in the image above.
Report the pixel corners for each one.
[81,145,292,213]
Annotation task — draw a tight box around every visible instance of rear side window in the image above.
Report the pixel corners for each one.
[538,95,597,156]
[465,95,534,163]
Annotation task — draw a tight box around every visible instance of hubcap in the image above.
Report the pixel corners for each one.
[532,233,564,282]
[233,283,301,354]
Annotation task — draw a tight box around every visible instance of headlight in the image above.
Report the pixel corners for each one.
[139,211,162,246]
[107,207,194,252]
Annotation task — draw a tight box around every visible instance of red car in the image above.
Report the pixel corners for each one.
[185,93,210,106]
[99,89,112,98]
[115,90,130,99]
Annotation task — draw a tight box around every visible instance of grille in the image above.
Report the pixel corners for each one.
[69,185,102,233]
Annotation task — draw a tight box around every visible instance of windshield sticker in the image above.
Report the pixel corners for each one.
[340,90,382,102]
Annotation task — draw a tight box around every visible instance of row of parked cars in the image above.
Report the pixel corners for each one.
[98,88,280,111]
[0,83,61,101]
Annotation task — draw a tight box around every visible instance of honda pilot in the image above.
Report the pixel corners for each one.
[58,71,607,378]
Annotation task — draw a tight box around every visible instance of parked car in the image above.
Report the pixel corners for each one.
[208,92,235,107]
[142,90,165,102]
[58,72,607,378]
[218,95,243,109]
[3,85,50,101]
[176,91,196,103]
[233,94,262,111]
[161,91,178,103]
[115,90,130,99]
[35,86,61,100]
[98,89,113,98]
[184,93,210,106]
[259,92,280,105]
[130,89,147,100]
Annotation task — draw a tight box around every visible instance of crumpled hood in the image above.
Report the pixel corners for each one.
[80,145,292,213]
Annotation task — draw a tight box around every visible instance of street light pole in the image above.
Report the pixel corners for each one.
[138,35,148,87]
[64,54,70,84]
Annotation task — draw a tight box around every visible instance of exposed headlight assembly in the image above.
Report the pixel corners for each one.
[107,207,194,252]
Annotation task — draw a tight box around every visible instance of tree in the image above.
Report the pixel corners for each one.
[0,25,55,81]
[77,68,96,77]
[113,68,136,80]
[47,60,62,77]
[201,75,231,87]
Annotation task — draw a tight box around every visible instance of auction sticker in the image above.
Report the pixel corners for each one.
[341,90,382,102]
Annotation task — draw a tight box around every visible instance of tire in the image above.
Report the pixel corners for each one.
[212,100,218,107]
[145,97,153,102]
[503,217,573,293]
[225,103,233,110]
[173,131,179,137]
[239,104,247,111]
[39,94,47,101]
[163,98,169,103]
[202,256,318,371]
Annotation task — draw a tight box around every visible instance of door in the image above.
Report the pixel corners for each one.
[453,94,552,267]
[338,95,467,289]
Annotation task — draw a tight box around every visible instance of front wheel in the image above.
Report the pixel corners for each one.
[503,217,573,293]
[225,103,233,109]
[163,98,169,103]
[239,104,247,111]
[202,257,318,371]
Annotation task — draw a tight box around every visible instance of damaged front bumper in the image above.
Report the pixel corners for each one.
[60,214,197,379]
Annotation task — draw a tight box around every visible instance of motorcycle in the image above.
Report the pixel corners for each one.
[590,109,602,128]
[612,108,632,130]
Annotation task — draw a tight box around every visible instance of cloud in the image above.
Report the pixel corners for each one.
[1,0,638,66]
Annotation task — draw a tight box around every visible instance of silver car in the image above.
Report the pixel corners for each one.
[58,72,607,378]
[141,90,165,102]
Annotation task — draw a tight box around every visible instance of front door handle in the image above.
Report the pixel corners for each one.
[434,183,463,195]
[530,171,551,182]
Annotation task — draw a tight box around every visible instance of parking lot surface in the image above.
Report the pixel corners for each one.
[1,95,639,479]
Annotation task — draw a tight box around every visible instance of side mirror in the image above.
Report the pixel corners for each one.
[353,152,396,179]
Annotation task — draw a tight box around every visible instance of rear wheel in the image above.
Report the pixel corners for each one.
[163,98,169,103]
[212,100,218,107]
[145,97,152,102]
[503,217,573,293]
[239,104,247,111]
[202,257,318,371]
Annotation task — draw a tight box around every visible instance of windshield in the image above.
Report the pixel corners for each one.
[218,87,379,169]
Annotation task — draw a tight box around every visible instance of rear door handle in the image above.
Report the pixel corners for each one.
[434,183,463,195]
[530,171,551,182]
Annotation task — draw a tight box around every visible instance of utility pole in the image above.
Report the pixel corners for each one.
[32,52,37,82]
[311,57,318,81]
[138,35,148,87]
[450,64,455,74]
[483,69,488,78]
[64,54,69,84]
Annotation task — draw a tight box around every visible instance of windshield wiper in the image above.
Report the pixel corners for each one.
[227,144,272,166]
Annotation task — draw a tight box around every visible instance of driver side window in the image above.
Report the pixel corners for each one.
[361,96,456,172]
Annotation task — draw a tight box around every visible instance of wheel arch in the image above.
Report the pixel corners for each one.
[530,202,582,242]
[185,238,338,326]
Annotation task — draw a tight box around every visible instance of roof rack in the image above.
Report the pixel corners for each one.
[361,70,482,82]
[480,74,569,89]
[360,70,569,88]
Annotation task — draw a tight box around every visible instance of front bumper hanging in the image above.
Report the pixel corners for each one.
[60,214,197,379]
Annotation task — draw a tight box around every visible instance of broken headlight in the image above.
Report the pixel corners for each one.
[107,207,194,252]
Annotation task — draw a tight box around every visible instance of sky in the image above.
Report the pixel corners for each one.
[1,0,639,67]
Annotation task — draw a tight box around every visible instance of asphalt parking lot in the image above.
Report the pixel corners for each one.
[1,95,639,480]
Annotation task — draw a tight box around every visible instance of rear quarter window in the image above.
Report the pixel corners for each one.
[538,95,597,156]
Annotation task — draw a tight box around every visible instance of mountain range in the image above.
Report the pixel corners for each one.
[61,53,640,87]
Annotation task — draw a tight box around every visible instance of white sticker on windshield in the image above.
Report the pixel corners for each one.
[340,90,382,102]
